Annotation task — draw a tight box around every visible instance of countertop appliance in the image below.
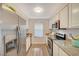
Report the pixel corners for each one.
[55,33,66,40]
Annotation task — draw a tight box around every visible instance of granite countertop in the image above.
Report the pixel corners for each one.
[53,39,79,56]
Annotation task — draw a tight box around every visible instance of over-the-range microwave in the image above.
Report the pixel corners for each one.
[52,20,66,30]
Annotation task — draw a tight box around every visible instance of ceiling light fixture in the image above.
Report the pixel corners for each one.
[33,7,43,13]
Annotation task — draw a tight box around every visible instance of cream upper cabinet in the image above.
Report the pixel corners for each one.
[60,6,68,28]
[71,4,79,27]
[52,16,56,24]
[49,16,56,29]
[52,13,59,23]
[53,42,69,56]
[69,4,72,28]
[49,19,53,29]
[56,13,60,21]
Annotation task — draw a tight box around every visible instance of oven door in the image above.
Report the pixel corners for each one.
[48,38,53,56]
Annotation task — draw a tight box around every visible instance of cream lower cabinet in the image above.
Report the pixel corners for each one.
[53,42,59,56]
[59,48,68,56]
[26,37,31,52]
[53,42,69,56]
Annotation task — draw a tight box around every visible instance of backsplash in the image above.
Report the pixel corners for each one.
[67,29,79,39]
[54,28,79,39]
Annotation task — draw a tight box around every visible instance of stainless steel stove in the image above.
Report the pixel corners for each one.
[55,33,66,40]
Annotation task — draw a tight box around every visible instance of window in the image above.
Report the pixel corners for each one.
[34,23,43,37]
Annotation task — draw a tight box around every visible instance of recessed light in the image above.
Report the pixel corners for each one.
[33,7,43,13]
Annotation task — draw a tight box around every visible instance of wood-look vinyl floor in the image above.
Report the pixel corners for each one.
[6,43,49,56]
[26,44,49,56]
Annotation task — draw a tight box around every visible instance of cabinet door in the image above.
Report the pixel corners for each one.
[71,4,79,27]
[26,37,31,52]
[59,48,68,56]
[49,19,53,29]
[53,42,59,56]
[53,13,60,23]
[56,13,60,21]
[60,6,68,28]
[69,4,72,28]
[52,16,56,24]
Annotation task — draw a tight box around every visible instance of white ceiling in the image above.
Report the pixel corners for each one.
[8,3,67,19]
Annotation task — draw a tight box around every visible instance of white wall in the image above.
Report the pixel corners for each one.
[0,9,18,25]
[28,19,49,44]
